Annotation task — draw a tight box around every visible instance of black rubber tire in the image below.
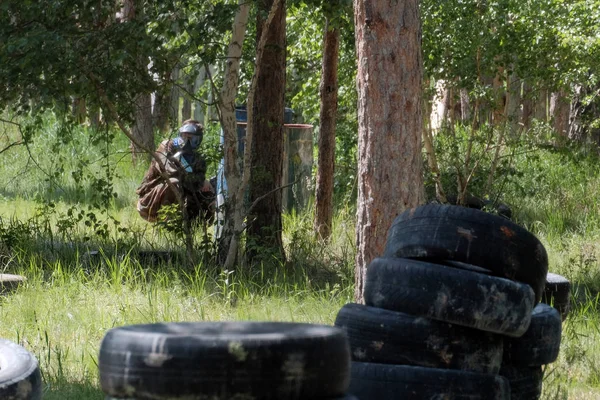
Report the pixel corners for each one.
[542,272,571,321]
[504,303,562,366]
[334,303,503,374]
[499,365,544,400]
[364,257,535,337]
[0,339,43,400]
[349,362,510,400]
[0,274,26,295]
[99,321,351,400]
[383,204,548,303]
[445,194,512,220]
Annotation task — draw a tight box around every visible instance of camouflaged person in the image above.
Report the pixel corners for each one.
[136,120,215,223]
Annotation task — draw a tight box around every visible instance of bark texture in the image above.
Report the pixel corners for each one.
[218,0,251,269]
[353,0,425,303]
[550,89,570,137]
[534,89,548,123]
[505,69,521,135]
[247,0,287,262]
[123,0,154,163]
[131,92,154,162]
[314,18,340,241]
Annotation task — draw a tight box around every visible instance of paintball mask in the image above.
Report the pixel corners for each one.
[179,123,203,149]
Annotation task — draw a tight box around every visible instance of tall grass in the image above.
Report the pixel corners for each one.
[1,115,600,398]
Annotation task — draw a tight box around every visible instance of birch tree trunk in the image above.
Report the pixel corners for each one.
[217,0,251,269]
[221,0,283,270]
[430,79,449,134]
[314,16,340,241]
[353,0,425,303]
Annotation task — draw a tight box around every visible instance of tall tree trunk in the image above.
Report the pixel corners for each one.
[170,67,180,125]
[193,68,206,123]
[246,0,287,263]
[568,84,587,142]
[314,16,340,241]
[123,0,154,163]
[353,0,425,303]
[131,92,154,162]
[182,74,193,121]
[206,65,218,123]
[492,67,505,127]
[505,68,521,136]
[534,88,548,123]
[460,88,471,122]
[430,79,449,134]
[152,89,169,133]
[89,105,100,129]
[217,0,251,269]
[72,97,87,124]
[550,89,570,137]
[521,81,533,130]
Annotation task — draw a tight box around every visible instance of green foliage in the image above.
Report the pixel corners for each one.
[286,1,358,206]
[0,0,238,124]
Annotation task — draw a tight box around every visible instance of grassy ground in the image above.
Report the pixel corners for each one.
[1,116,600,398]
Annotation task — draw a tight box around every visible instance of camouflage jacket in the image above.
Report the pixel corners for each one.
[136,138,207,198]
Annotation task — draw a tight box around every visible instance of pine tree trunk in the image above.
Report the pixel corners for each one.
[505,68,521,135]
[72,97,87,124]
[247,0,287,263]
[521,81,533,130]
[314,17,339,241]
[123,0,154,163]
[89,105,100,129]
[550,89,570,137]
[460,88,471,122]
[131,92,154,162]
[534,89,548,122]
[182,75,193,121]
[152,89,169,133]
[353,0,425,303]
[170,67,180,125]
[193,68,206,124]
[492,67,505,126]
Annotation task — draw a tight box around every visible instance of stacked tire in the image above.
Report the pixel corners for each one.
[542,272,571,321]
[501,303,562,400]
[98,321,354,400]
[0,339,43,400]
[335,204,560,400]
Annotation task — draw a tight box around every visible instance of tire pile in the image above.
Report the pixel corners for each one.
[335,204,564,400]
[98,321,356,400]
